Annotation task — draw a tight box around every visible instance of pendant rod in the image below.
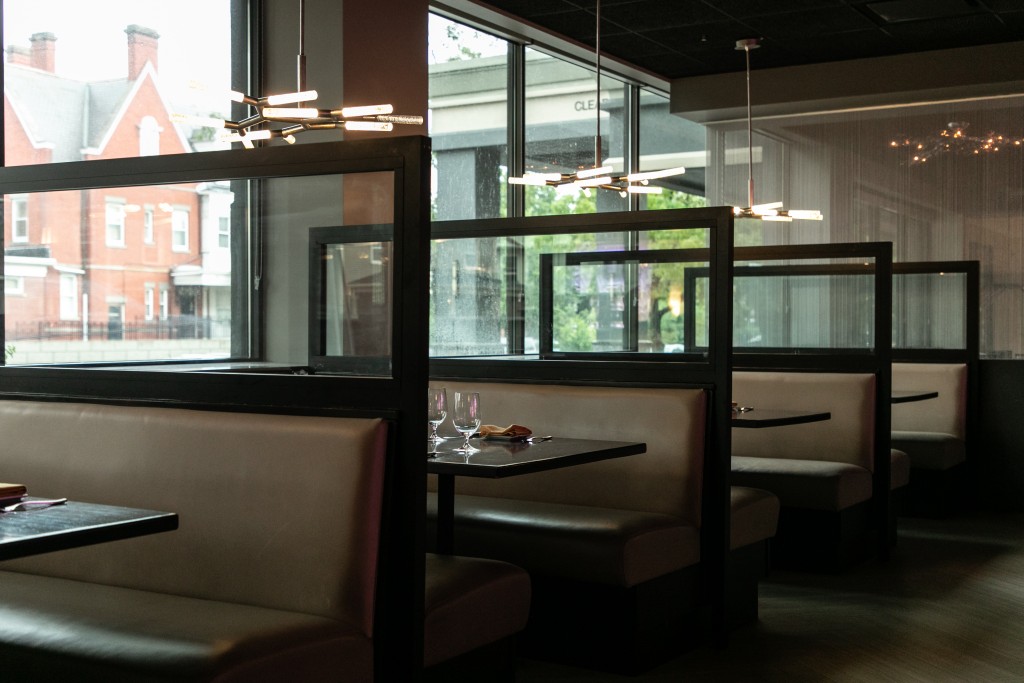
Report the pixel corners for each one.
[297,0,307,93]
[744,43,754,209]
[594,0,602,167]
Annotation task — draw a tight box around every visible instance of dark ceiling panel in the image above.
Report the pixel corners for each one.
[474,0,1024,79]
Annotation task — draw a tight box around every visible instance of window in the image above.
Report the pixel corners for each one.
[159,288,169,321]
[4,276,24,295]
[171,208,189,251]
[11,195,28,242]
[4,1,237,165]
[59,274,77,320]
[218,216,230,248]
[144,207,155,244]
[144,285,154,321]
[139,116,161,156]
[105,200,126,247]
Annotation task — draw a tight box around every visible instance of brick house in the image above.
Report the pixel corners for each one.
[3,26,230,343]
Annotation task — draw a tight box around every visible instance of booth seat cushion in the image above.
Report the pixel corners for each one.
[0,571,372,683]
[891,431,966,471]
[424,554,531,668]
[891,448,911,489]
[731,456,873,511]
[730,487,780,550]
[427,493,699,588]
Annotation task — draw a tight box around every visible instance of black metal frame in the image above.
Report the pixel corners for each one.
[308,223,394,375]
[891,260,980,471]
[683,242,894,560]
[0,136,432,681]
[429,206,736,642]
[538,247,710,361]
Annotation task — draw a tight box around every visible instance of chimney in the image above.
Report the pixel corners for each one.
[126,24,159,80]
[29,32,56,73]
[6,45,31,67]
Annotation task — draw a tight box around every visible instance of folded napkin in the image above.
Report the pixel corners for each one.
[478,424,533,438]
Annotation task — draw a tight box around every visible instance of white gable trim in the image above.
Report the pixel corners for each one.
[84,61,195,157]
[2,87,57,152]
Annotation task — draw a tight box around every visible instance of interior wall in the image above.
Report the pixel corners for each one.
[261,0,427,364]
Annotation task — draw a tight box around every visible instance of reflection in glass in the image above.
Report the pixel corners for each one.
[3,182,237,364]
[524,49,627,216]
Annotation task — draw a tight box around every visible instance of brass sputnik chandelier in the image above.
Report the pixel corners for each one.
[732,38,822,222]
[180,0,422,147]
[890,121,1024,164]
[508,0,686,197]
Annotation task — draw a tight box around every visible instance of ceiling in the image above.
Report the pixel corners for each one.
[477,0,1024,80]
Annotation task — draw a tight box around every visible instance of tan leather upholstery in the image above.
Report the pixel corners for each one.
[427,492,700,587]
[731,455,873,511]
[732,371,877,470]
[891,448,911,489]
[0,399,388,682]
[431,382,707,525]
[424,554,531,667]
[730,487,780,550]
[892,363,967,438]
[891,363,968,473]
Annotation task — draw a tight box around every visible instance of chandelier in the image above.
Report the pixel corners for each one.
[732,39,822,222]
[507,0,686,197]
[890,121,1023,164]
[178,0,422,147]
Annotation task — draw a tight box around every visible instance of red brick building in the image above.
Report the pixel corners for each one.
[3,26,227,343]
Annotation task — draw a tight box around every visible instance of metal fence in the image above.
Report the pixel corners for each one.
[8,316,213,342]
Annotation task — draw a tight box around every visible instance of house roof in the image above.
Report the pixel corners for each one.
[5,64,145,162]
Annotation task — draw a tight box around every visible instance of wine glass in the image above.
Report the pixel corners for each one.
[427,387,447,445]
[452,391,481,454]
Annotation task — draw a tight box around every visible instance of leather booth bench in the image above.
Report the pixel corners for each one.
[426,380,778,673]
[891,362,969,516]
[731,371,908,571]
[0,399,389,682]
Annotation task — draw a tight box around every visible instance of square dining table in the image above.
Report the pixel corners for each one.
[0,499,178,561]
[427,437,647,554]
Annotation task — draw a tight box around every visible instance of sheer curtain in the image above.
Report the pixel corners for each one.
[706,95,1024,357]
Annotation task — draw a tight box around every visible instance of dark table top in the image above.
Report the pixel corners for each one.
[426,437,647,478]
[892,390,939,404]
[0,499,178,561]
[731,408,832,428]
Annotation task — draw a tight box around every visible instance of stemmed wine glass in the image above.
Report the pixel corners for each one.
[452,391,481,454]
[427,387,447,445]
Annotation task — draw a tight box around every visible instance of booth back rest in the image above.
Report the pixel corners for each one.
[732,371,876,471]
[892,362,967,438]
[430,381,707,526]
[0,399,388,637]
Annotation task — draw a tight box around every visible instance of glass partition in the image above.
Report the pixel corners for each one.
[540,248,710,358]
[4,180,243,364]
[893,270,967,350]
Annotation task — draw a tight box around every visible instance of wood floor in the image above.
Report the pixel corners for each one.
[517,511,1024,682]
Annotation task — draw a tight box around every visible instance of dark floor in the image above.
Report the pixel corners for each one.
[517,511,1024,682]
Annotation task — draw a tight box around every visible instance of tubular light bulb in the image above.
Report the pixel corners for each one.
[576,166,613,179]
[751,201,784,213]
[626,166,687,182]
[265,90,319,106]
[262,107,319,119]
[509,173,560,186]
[340,104,394,118]
[626,185,663,194]
[344,121,394,132]
[229,90,245,103]
[246,130,272,141]
[786,210,823,220]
